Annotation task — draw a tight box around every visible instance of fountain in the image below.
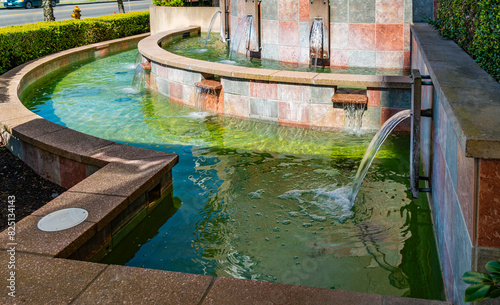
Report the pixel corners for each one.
[204,10,227,48]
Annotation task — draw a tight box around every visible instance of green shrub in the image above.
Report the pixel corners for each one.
[152,0,184,6]
[0,11,149,75]
[430,0,500,82]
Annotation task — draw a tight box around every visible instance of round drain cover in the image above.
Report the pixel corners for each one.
[37,208,88,232]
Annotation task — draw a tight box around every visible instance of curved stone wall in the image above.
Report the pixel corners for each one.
[139,27,413,131]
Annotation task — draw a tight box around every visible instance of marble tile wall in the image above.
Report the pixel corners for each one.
[230,0,430,69]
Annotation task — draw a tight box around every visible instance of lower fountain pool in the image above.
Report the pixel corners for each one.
[22,49,444,300]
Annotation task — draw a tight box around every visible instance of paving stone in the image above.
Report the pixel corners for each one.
[74,265,213,305]
[0,252,105,305]
[202,277,383,305]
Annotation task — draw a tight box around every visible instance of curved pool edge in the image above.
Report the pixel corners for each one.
[0,32,449,305]
[138,27,414,131]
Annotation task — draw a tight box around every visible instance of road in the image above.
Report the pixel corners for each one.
[0,0,151,27]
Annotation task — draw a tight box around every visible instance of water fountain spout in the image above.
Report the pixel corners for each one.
[349,109,411,204]
[204,10,227,48]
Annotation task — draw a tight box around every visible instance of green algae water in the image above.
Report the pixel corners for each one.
[22,49,444,300]
[164,32,410,76]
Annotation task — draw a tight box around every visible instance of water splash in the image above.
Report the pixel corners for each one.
[132,65,146,91]
[348,109,411,203]
[279,109,411,218]
[229,15,253,59]
[204,10,227,48]
[344,102,366,132]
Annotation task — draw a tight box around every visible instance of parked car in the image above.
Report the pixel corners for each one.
[3,0,59,9]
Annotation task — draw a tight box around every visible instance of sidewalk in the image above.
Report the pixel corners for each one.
[1,0,144,10]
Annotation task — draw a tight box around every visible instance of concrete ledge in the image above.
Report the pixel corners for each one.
[411,24,500,159]
[139,28,413,89]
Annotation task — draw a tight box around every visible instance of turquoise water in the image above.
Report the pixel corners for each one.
[164,33,410,76]
[22,49,444,300]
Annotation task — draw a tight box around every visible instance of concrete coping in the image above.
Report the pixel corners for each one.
[412,24,500,159]
[138,27,413,89]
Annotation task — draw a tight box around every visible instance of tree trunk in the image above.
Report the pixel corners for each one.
[42,0,55,21]
[117,0,125,13]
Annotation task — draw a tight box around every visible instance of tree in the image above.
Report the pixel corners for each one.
[117,0,125,13]
[42,0,55,21]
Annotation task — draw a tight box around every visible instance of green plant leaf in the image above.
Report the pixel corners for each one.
[461,271,493,284]
[485,287,500,300]
[465,284,492,302]
[486,261,500,273]
[491,272,500,284]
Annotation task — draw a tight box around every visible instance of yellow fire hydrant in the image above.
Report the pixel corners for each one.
[71,5,81,19]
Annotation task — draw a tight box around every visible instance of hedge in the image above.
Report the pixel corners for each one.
[0,11,150,75]
[430,0,500,82]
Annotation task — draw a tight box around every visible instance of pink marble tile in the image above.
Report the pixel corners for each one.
[348,24,376,51]
[457,141,476,242]
[376,0,404,24]
[169,82,183,101]
[367,88,381,107]
[310,104,344,128]
[250,81,278,99]
[59,156,87,189]
[478,159,500,247]
[330,50,349,68]
[262,20,279,45]
[279,46,300,64]
[279,21,300,47]
[404,51,411,69]
[299,0,309,22]
[330,23,349,50]
[224,93,250,118]
[98,48,109,58]
[279,0,298,21]
[381,107,410,132]
[278,101,310,126]
[376,24,404,51]
[157,64,168,79]
[375,51,404,69]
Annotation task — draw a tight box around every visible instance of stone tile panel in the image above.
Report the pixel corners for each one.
[59,155,87,189]
[380,107,410,131]
[478,159,500,247]
[331,23,349,50]
[279,21,300,47]
[224,93,250,118]
[278,0,298,21]
[250,80,278,100]
[376,0,404,24]
[376,24,404,51]
[348,24,376,51]
[349,0,376,24]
